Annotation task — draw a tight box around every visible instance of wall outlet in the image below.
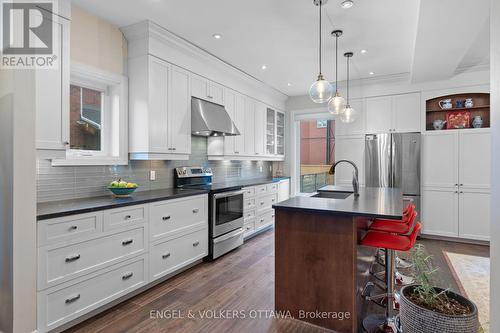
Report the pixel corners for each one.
[150,170,156,181]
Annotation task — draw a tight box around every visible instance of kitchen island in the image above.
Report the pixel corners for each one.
[272,186,403,333]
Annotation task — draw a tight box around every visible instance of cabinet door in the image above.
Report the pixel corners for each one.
[393,93,421,132]
[168,65,191,154]
[276,111,285,156]
[223,89,237,155]
[190,74,208,100]
[459,130,490,189]
[266,108,276,155]
[421,132,459,188]
[208,82,224,105]
[459,190,490,241]
[335,98,365,136]
[243,98,255,155]
[422,188,459,237]
[148,57,170,153]
[254,102,266,156]
[233,93,246,155]
[334,136,365,186]
[365,96,393,133]
[36,16,70,151]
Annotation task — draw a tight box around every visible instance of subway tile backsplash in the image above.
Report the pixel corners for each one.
[37,136,272,203]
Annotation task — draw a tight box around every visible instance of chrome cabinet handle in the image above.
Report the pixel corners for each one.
[162,252,171,259]
[162,216,171,221]
[122,239,133,246]
[248,202,252,205]
[455,191,459,194]
[260,218,264,222]
[122,272,134,280]
[65,254,81,262]
[260,202,264,205]
[272,198,276,202]
[234,151,239,154]
[65,294,80,304]
[193,241,200,247]
[172,147,176,151]
[69,225,78,231]
[460,191,464,194]
[460,184,463,186]
[192,208,199,213]
[63,141,70,145]
[124,215,131,220]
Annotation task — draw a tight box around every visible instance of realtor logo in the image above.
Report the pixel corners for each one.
[1,0,58,69]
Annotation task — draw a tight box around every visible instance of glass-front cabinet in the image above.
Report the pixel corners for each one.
[265,108,285,157]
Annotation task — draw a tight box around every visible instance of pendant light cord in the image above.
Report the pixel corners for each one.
[335,35,338,93]
[319,1,322,76]
[346,55,350,103]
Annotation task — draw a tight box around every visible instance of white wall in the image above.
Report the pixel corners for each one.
[490,1,500,331]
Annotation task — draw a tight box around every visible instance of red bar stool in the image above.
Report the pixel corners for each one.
[361,222,421,333]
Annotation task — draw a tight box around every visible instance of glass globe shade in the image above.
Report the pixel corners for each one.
[328,92,346,115]
[309,76,334,103]
[340,105,357,123]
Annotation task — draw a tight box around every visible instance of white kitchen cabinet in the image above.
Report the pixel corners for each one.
[254,101,266,156]
[234,93,246,155]
[334,136,365,186]
[335,98,365,136]
[277,179,290,202]
[421,129,491,240]
[276,111,285,156]
[36,14,70,155]
[128,55,191,159]
[365,93,421,133]
[190,73,224,105]
[243,97,256,155]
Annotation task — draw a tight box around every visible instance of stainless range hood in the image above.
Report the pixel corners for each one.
[191,97,240,137]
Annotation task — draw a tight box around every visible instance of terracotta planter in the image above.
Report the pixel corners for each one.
[400,285,479,333]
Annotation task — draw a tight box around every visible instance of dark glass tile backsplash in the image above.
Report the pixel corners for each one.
[37,136,272,202]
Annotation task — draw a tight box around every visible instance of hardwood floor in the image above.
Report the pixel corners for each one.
[64,230,489,333]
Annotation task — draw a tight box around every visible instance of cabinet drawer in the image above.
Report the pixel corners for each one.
[150,195,207,242]
[38,255,147,332]
[150,228,208,281]
[38,212,103,247]
[244,198,256,210]
[256,210,275,230]
[103,205,147,231]
[256,194,278,213]
[255,185,267,195]
[244,209,255,222]
[243,221,255,238]
[266,183,278,193]
[39,226,146,290]
[243,187,255,198]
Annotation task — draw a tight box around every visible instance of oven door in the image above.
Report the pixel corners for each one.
[212,190,244,237]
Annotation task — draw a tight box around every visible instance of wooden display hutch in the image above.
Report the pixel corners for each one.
[425,93,490,130]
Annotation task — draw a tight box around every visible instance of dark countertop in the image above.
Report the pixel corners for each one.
[37,188,209,221]
[202,177,290,193]
[273,186,403,220]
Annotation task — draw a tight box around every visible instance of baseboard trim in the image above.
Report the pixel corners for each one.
[420,234,490,246]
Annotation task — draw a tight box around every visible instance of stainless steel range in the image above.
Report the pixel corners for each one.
[175,167,244,260]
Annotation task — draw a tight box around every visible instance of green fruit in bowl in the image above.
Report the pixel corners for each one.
[109,181,119,188]
[118,181,128,188]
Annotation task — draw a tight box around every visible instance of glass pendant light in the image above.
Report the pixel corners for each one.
[340,52,357,123]
[328,30,346,114]
[309,0,333,103]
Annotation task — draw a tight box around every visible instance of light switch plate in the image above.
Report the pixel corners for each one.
[150,170,156,181]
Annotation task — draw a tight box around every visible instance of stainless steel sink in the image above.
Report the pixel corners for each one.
[311,191,353,199]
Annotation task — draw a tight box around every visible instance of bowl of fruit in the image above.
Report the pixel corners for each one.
[108,179,139,197]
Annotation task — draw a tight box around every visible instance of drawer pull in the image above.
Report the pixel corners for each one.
[162,252,171,259]
[162,216,171,221]
[65,294,80,304]
[69,225,78,231]
[122,239,134,246]
[248,202,252,205]
[272,199,276,202]
[124,215,132,220]
[192,208,199,213]
[122,272,134,280]
[65,254,81,262]
[193,241,200,247]
[260,218,265,222]
[260,202,264,205]
[247,213,252,217]
[272,215,275,218]
[261,188,265,191]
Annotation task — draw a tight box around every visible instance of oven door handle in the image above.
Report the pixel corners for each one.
[213,190,245,199]
[213,228,244,244]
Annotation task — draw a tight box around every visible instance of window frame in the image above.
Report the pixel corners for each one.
[52,62,128,166]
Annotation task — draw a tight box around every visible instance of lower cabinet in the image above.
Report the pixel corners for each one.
[37,194,208,332]
[458,190,490,241]
[242,182,278,239]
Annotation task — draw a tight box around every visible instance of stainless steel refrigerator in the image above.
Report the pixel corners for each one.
[365,133,421,214]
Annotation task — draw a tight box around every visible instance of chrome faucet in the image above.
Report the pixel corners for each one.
[329,159,360,197]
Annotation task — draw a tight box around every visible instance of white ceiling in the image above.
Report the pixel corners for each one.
[71,0,489,96]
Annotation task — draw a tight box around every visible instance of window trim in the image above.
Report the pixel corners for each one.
[52,62,128,166]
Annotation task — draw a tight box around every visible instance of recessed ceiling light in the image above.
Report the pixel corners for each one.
[369,71,375,75]
[360,49,368,54]
[261,65,267,70]
[212,34,222,39]
[287,83,292,86]
[341,0,354,9]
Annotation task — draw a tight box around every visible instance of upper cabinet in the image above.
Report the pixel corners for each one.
[190,74,224,105]
[36,14,70,156]
[128,55,191,160]
[254,102,266,156]
[365,92,421,134]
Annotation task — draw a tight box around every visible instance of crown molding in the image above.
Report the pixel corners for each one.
[454,62,490,75]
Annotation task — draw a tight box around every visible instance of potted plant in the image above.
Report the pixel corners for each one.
[399,244,479,333]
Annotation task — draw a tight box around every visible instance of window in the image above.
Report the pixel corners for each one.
[299,119,335,193]
[52,62,128,166]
